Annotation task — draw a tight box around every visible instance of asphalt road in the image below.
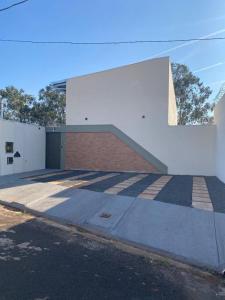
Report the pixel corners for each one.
[0,205,224,300]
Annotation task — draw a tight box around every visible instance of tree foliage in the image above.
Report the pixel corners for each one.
[31,86,65,126]
[0,85,65,126]
[0,86,35,123]
[172,63,214,125]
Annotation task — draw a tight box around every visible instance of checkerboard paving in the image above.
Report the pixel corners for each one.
[192,177,213,211]
[49,172,98,187]
[24,170,73,180]
[69,173,120,189]
[138,176,173,200]
[105,174,148,195]
[25,170,224,213]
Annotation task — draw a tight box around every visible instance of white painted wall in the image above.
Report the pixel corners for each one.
[0,119,45,176]
[168,63,178,126]
[214,95,225,183]
[66,57,216,176]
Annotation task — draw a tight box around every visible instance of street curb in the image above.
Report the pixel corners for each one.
[0,198,223,276]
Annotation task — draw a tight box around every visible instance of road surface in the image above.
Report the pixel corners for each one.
[0,205,224,300]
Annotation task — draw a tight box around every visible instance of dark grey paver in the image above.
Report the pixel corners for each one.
[205,176,225,214]
[21,169,67,179]
[155,175,193,207]
[118,174,161,197]
[34,170,105,183]
[31,170,84,182]
[63,171,111,182]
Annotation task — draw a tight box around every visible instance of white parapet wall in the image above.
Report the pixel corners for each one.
[0,119,46,176]
[164,125,216,176]
[214,95,225,183]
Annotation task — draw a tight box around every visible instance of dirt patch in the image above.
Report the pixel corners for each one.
[0,205,32,231]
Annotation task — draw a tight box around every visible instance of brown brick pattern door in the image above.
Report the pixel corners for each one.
[65,132,158,173]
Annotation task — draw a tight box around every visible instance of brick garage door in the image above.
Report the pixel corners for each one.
[65,132,158,173]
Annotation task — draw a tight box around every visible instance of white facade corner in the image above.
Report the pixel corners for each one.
[214,95,225,183]
[0,119,46,176]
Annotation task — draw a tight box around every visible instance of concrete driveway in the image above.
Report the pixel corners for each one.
[0,169,225,272]
[24,169,225,213]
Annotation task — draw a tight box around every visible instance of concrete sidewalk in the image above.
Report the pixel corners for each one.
[0,171,225,272]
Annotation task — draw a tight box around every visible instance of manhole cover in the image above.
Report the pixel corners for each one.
[99,212,112,219]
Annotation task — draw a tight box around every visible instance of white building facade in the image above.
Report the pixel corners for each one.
[63,57,217,176]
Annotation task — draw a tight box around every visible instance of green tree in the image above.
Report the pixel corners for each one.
[0,86,35,123]
[0,85,66,126]
[31,86,66,126]
[172,63,214,125]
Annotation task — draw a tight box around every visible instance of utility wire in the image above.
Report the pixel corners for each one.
[0,0,29,12]
[0,36,224,45]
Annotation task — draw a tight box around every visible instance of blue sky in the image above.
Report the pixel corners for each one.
[0,0,225,101]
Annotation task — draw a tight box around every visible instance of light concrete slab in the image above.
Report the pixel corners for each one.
[26,188,78,212]
[29,189,108,225]
[0,180,37,202]
[87,194,135,230]
[0,181,66,204]
[214,212,225,271]
[113,199,219,269]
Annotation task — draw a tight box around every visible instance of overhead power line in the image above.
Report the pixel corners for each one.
[0,0,30,12]
[0,36,224,46]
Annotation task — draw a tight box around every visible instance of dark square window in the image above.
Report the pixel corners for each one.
[7,157,13,165]
[5,142,14,153]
